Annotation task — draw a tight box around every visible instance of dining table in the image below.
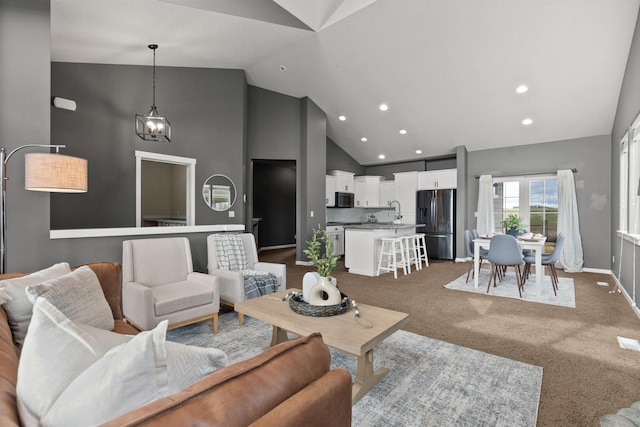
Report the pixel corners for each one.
[473,234,548,297]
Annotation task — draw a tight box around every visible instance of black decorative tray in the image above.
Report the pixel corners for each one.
[289,292,351,317]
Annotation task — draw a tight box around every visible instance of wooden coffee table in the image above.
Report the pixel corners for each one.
[234,288,409,404]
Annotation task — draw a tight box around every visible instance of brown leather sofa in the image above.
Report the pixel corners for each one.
[0,262,352,427]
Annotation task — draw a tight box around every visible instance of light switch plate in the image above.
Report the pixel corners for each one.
[228,211,235,217]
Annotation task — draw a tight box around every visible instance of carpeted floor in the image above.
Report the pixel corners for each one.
[257,248,640,426]
[444,268,576,308]
[168,313,543,427]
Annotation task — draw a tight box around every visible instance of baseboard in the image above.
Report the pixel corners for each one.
[258,244,296,252]
[610,272,640,320]
[582,267,613,274]
[296,260,314,267]
[455,257,468,263]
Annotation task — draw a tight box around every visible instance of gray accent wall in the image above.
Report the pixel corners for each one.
[467,134,611,270]
[50,62,246,230]
[611,6,640,303]
[247,86,327,261]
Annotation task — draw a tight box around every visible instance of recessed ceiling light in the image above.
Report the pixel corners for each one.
[361,137,368,142]
[379,103,388,111]
[378,154,385,159]
[516,85,528,94]
[399,129,407,135]
[415,149,422,154]
[338,115,346,121]
[522,118,533,126]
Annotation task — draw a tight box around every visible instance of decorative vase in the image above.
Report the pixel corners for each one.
[393,219,402,225]
[308,276,342,306]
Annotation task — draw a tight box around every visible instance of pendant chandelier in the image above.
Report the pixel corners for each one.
[135,44,171,142]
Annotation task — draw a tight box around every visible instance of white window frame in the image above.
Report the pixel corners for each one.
[620,131,629,232]
[629,116,640,235]
[135,150,196,227]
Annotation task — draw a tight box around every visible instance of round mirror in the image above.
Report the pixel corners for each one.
[202,174,237,211]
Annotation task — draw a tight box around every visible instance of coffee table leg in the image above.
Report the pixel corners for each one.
[270,325,289,346]
[352,348,389,404]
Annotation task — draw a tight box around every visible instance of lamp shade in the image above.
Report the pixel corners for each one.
[24,153,88,193]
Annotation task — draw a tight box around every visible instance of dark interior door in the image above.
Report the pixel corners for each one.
[252,160,296,250]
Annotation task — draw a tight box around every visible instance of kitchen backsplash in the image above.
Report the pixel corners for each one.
[326,207,394,224]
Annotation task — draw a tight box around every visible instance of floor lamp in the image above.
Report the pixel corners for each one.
[0,145,87,274]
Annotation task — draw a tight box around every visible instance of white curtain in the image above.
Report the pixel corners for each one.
[476,175,494,236]
[557,169,584,272]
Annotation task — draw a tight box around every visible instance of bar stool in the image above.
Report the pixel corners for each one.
[414,233,429,268]
[401,235,421,273]
[377,237,408,279]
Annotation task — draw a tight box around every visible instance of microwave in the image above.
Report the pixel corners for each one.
[335,192,355,208]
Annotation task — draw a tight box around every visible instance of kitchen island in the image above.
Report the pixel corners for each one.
[344,223,417,276]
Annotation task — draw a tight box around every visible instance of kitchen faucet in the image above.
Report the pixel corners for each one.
[389,200,401,217]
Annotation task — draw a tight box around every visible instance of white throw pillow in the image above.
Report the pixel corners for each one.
[165,341,229,394]
[43,321,171,427]
[0,262,71,347]
[18,299,228,427]
[16,299,108,427]
[25,265,114,331]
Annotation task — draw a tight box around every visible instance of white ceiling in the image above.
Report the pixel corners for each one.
[51,0,640,165]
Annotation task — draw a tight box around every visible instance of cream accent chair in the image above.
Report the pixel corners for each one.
[207,233,286,326]
[122,237,220,333]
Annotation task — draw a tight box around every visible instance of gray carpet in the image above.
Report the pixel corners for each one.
[445,268,576,308]
[167,313,543,427]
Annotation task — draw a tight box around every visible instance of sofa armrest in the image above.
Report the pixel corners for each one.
[254,262,287,292]
[99,333,347,427]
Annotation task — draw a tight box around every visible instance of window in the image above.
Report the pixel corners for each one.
[492,175,558,249]
[620,131,629,232]
[630,116,640,234]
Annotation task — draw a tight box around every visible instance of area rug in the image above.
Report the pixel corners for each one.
[445,268,575,308]
[167,313,542,427]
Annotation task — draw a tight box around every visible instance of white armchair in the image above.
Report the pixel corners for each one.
[122,237,220,333]
[207,233,286,325]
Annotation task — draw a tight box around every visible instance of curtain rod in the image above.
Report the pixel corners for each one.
[474,168,577,179]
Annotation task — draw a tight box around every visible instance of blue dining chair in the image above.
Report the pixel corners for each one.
[465,230,487,283]
[523,232,565,296]
[486,234,525,297]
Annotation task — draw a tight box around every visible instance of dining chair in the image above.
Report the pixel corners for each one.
[486,234,525,297]
[523,232,565,295]
[465,230,484,282]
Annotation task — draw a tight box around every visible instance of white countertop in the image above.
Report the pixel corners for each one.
[344,223,417,230]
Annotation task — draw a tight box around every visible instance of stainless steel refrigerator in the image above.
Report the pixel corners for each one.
[416,189,455,260]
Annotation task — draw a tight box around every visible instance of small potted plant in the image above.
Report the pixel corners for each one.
[303,226,341,306]
[393,213,403,225]
[503,214,525,236]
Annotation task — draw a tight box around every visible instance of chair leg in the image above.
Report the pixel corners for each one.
[212,313,219,334]
[548,264,558,295]
[515,265,523,298]
[487,264,498,292]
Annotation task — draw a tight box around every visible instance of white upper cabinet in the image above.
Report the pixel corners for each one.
[379,181,395,208]
[326,175,336,206]
[354,176,383,207]
[393,172,418,223]
[418,169,457,190]
[354,181,365,207]
[328,170,355,193]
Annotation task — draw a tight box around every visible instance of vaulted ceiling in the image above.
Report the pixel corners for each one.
[51,0,640,165]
